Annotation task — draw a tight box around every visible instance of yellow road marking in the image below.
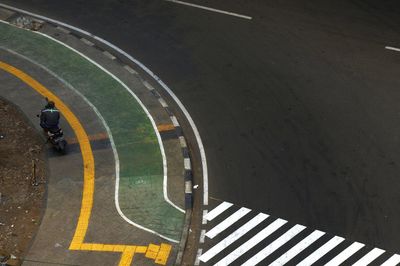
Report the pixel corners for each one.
[157,123,175,132]
[65,132,109,145]
[0,61,172,265]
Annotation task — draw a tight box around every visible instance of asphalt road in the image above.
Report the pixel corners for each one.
[4,0,400,254]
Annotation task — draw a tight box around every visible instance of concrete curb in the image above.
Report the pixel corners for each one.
[0,5,194,265]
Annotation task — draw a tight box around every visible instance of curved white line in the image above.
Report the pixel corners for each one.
[0,2,209,206]
[0,29,183,243]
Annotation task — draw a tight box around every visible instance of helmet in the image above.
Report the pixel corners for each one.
[46,101,55,108]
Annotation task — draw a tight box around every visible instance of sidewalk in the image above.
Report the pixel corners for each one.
[0,11,189,266]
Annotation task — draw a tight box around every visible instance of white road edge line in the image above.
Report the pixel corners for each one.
[242,224,306,266]
[297,236,345,266]
[269,230,325,266]
[164,0,252,20]
[385,46,400,52]
[204,201,232,221]
[352,247,385,266]
[0,21,184,242]
[0,45,180,243]
[205,207,251,239]
[0,2,210,207]
[200,213,269,263]
[324,242,365,266]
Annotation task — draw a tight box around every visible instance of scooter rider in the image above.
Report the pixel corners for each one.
[40,100,60,132]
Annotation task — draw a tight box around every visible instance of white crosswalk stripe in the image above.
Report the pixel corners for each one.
[204,201,232,221]
[325,242,365,266]
[198,201,400,265]
[242,224,306,266]
[214,218,286,265]
[352,248,385,266]
[382,254,400,266]
[269,230,325,266]
[199,213,269,263]
[297,236,345,266]
[205,207,250,239]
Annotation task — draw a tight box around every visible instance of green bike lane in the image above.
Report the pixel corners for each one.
[0,18,184,262]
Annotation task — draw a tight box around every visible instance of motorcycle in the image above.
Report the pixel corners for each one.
[46,127,67,153]
[37,98,67,153]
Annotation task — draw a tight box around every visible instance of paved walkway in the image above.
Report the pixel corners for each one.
[0,11,187,266]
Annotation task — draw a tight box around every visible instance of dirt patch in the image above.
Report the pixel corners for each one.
[0,97,46,265]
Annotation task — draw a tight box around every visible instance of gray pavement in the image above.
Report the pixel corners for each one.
[0,11,191,265]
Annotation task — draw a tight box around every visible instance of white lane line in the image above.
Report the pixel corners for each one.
[324,242,365,266]
[242,224,306,266]
[164,0,252,20]
[0,2,210,208]
[297,236,345,266]
[205,201,233,221]
[200,213,270,263]
[382,254,400,266]
[205,207,251,239]
[269,230,325,266]
[352,248,385,266]
[214,217,286,266]
[385,46,400,52]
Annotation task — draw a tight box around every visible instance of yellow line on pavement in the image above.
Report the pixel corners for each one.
[65,132,109,145]
[0,61,171,265]
[157,123,175,132]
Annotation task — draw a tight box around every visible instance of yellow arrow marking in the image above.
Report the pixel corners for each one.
[0,61,171,265]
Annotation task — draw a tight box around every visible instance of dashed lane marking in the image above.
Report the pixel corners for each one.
[164,0,252,20]
[200,201,400,265]
[0,60,172,265]
[385,46,400,52]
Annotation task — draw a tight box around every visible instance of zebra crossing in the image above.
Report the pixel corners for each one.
[197,201,400,265]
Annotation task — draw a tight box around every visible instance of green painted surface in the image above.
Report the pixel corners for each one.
[0,23,183,241]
